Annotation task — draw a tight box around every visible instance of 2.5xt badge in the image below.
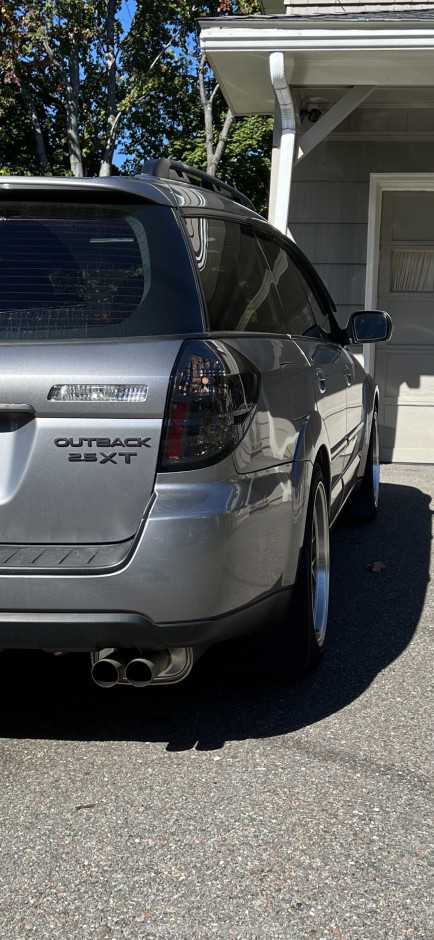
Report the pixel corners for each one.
[54,436,151,464]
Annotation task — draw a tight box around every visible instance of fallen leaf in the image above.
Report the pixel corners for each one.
[75,802,97,810]
[366,561,386,573]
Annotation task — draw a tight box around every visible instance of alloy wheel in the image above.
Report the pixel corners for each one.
[372,411,380,509]
[311,480,330,648]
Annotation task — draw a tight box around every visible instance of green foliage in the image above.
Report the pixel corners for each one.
[167,110,273,215]
[1,0,191,175]
[122,1,272,213]
[0,86,36,176]
[0,0,272,210]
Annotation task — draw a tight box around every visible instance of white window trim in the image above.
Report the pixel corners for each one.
[364,172,434,376]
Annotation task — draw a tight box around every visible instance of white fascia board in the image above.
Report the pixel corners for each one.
[200,20,434,54]
[201,20,434,112]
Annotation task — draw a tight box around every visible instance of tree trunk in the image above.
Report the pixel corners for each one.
[208,108,234,176]
[198,53,234,177]
[65,41,84,177]
[17,76,50,171]
[99,0,120,177]
[42,32,83,177]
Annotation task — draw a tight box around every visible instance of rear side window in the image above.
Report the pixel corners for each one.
[186,217,284,333]
[257,235,317,336]
[0,201,201,340]
[259,234,332,337]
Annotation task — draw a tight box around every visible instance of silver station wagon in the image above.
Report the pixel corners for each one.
[0,160,392,688]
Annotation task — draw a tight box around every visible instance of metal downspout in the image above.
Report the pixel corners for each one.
[268,52,295,237]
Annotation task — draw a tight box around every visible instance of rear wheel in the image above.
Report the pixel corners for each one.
[290,463,330,670]
[260,462,330,674]
[212,463,330,675]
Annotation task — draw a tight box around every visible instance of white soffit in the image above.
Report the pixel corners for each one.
[200,18,434,115]
[298,85,434,109]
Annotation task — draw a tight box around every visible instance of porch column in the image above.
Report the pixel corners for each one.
[268,52,295,237]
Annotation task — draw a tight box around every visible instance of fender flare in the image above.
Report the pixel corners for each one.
[358,375,379,480]
[294,410,331,492]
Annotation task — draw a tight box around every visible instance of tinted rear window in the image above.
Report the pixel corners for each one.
[0,202,201,340]
[187,217,284,333]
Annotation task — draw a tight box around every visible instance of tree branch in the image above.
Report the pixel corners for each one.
[144,28,181,80]
[41,34,67,83]
[198,54,215,170]
[198,53,208,109]
[198,53,235,176]
[210,108,234,175]
[210,82,220,106]
[41,30,83,176]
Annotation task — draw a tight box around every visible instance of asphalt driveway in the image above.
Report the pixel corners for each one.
[0,464,432,939]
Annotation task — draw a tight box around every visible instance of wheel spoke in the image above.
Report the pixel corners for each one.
[372,412,380,508]
[310,481,330,649]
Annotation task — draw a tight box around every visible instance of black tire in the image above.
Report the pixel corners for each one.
[346,407,379,520]
[289,463,330,671]
[212,463,330,676]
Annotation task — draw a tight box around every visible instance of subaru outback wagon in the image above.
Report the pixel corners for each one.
[0,160,391,688]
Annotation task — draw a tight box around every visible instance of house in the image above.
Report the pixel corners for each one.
[199,1,434,462]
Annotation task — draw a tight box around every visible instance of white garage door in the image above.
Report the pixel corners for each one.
[376,190,434,463]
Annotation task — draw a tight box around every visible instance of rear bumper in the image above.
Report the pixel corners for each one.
[0,589,293,651]
[0,460,308,651]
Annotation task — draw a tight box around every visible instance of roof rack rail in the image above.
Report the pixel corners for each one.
[140,158,256,212]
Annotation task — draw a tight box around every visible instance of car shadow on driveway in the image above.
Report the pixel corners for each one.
[0,480,432,750]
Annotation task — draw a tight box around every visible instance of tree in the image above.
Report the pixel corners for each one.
[124,1,273,213]
[0,0,190,177]
[1,0,99,176]
[0,1,273,211]
[1,0,52,174]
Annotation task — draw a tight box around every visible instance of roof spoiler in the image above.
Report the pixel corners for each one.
[140,158,256,212]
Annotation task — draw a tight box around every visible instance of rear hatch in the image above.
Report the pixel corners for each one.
[0,187,202,544]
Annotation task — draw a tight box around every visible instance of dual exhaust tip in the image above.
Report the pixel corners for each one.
[91,649,170,688]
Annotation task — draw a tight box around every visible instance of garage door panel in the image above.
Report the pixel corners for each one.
[379,347,434,401]
[376,189,434,463]
[380,191,434,242]
[381,403,434,463]
[377,299,434,345]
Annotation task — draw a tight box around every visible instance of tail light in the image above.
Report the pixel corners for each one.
[159,340,259,470]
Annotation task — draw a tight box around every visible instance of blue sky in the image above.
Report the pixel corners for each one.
[119,0,136,34]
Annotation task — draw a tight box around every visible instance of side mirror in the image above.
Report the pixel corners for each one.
[348,310,393,344]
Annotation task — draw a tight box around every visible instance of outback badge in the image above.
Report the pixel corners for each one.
[54,436,151,465]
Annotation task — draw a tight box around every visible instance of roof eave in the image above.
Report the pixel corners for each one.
[200,16,434,116]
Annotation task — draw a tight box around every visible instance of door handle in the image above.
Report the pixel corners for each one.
[344,368,352,387]
[315,368,326,394]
